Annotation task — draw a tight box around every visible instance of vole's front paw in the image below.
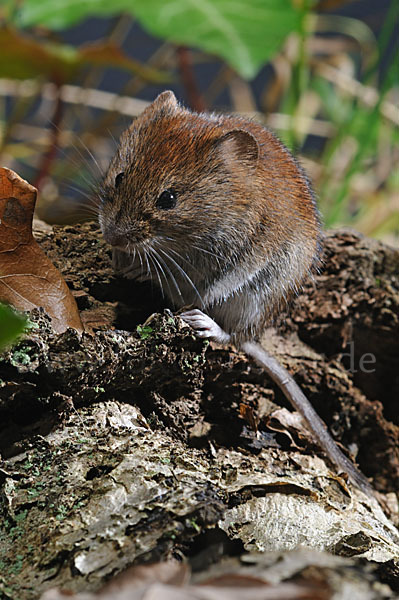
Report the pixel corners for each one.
[180,309,230,344]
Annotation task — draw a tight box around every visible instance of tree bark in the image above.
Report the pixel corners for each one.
[0,225,398,599]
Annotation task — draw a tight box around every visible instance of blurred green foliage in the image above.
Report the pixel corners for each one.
[0,27,167,82]
[0,303,26,350]
[11,0,306,80]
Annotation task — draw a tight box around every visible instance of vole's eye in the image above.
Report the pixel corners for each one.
[115,172,125,188]
[156,189,177,210]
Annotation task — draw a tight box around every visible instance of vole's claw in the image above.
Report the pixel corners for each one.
[180,309,213,333]
[180,309,230,344]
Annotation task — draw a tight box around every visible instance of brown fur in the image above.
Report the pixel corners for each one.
[99,91,321,344]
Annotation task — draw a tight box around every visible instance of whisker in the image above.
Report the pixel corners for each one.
[165,246,200,274]
[62,182,99,205]
[66,196,101,214]
[157,235,227,268]
[67,144,100,183]
[70,210,99,221]
[59,152,98,186]
[149,247,175,301]
[143,248,151,278]
[191,244,228,265]
[167,246,200,269]
[47,120,100,184]
[72,206,100,219]
[107,129,119,150]
[155,250,184,301]
[77,136,104,177]
[157,247,204,308]
[147,249,165,297]
[137,248,144,271]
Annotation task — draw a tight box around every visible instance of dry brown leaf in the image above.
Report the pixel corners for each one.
[239,403,259,432]
[0,167,83,333]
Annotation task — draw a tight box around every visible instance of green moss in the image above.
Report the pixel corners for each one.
[14,510,28,523]
[137,325,153,340]
[10,348,31,366]
[8,556,23,575]
[55,505,69,521]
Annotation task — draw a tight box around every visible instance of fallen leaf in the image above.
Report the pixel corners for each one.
[266,407,316,450]
[0,167,83,333]
[239,403,259,432]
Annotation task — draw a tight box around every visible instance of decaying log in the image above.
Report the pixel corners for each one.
[0,224,398,599]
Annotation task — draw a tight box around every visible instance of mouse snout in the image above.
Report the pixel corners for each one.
[102,225,127,249]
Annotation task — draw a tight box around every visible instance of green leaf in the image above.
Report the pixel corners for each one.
[14,0,131,29]
[15,0,303,79]
[135,0,302,79]
[0,303,27,351]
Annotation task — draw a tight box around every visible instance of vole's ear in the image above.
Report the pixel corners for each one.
[215,129,259,166]
[140,90,179,119]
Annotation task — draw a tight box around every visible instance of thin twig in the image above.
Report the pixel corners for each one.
[176,46,207,112]
[33,85,63,190]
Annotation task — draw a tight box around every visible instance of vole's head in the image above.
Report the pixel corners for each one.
[98,91,259,259]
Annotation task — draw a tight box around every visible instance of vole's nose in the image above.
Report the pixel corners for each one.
[102,227,127,249]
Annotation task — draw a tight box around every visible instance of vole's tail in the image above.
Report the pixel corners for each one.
[241,340,376,498]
